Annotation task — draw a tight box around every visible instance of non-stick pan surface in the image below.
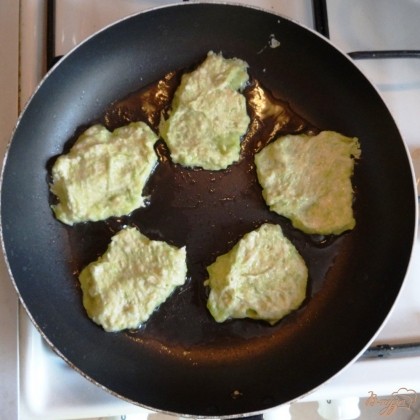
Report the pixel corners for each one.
[1,3,417,418]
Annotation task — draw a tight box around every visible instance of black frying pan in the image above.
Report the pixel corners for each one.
[1,3,417,418]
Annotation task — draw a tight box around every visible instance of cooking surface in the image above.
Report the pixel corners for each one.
[2,0,420,419]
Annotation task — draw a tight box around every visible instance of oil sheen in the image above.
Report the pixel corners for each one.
[62,61,350,348]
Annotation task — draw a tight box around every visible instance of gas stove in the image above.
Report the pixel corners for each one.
[11,1,420,419]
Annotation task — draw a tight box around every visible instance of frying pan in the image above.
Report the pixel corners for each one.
[1,3,417,418]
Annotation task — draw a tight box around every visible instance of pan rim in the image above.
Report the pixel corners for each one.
[1,2,418,418]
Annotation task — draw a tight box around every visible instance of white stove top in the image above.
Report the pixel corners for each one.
[9,0,420,419]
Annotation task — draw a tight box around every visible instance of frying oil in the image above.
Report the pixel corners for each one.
[63,62,349,350]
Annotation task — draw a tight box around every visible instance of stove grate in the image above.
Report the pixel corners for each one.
[312,0,420,60]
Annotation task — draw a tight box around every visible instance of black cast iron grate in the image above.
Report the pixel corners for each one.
[313,0,420,59]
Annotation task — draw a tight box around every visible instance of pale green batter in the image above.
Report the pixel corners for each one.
[255,131,361,235]
[79,227,187,332]
[159,51,250,170]
[50,121,158,225]
[205,223,308,324]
